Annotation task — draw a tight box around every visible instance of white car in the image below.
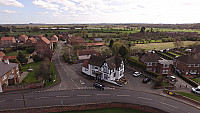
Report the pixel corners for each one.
[192,86,200,95]
[133,71,141,77]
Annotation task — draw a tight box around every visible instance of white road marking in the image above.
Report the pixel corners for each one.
[0,100,5,103]
[97,94,110,96]
[13,99,25,101]
[56,96,70,98]
[35,98,40,100]
[71,78,74,82]
[160,102,178,109]
[80,80,85,85]
[117,95,130,97]
[59,83,62,90]
[137,97,152,101]
[40,97,50,99]
[75,84,79,88]
[77,95,91,97]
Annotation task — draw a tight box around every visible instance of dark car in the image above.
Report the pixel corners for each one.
[93,82,105,90]
[143,77,151,83]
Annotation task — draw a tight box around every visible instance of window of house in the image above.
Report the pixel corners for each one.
[104,74,108,80]
[103,66,109,73]
[113,73,116,77]
[147,68,152,71]
[163,70,168,74]
[147,62,152,66]
[17,71,20,76]
[163,64,169,68]
[16,66,18,70]
[154,68,157,72]
[190,70,197,74]
[3,74,7,81]
[85,68,88,71]
[155,63,158,66]
[12,69,14,73]
[194,64,199,67]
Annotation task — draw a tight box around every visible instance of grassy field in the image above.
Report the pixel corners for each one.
[52,107,149,113]
[175,92,200,102]
[132,41,200,51]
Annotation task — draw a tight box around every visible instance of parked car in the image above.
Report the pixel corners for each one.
[93,82,105,90]
[166,76,176,82]
[192,86,200,95]
[143,77,151,83]
[133,71,141,77]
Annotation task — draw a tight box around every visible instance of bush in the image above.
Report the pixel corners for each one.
[3,47,14,54]
[175,70,198,87]
[26,47,35,54]
[127,58,146,70]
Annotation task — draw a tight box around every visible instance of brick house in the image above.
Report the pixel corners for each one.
[140,53,173,75]
[0,37,16,44]
[26,37,37,45]
[84,42,105,47]
[0,51,5,61]
[77,49,100,61]
[35,37,53,59]
[174,55,200,78]
[0,60,20,92]
[18,35,28,43]
[51,35,58,43]
[67,36,86,45]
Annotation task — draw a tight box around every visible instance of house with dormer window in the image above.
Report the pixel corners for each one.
[82,55,125,86]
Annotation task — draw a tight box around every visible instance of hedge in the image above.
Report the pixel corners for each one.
[175,70,198,87]
[127,58,160,78]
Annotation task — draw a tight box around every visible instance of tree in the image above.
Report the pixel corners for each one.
[98,46,112,58]
[92,32,96,38]
[33,55,43,62]
[140,26,146,33]
[173,37,183,48]
[109,39,114,48]
[118,45,129,58]
[32,26,40,32]
[112,42,126,55]
[26,47,35,54]
[17,51,28,65]
[82,30,87,38]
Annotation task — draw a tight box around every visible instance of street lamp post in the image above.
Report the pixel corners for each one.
[21,86,26,108]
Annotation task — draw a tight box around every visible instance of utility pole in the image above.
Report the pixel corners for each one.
[21,86,26,108]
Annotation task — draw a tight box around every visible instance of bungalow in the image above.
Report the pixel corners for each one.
[1,37,16,44]
[0,51,5,61]
[140,53,173,75]
[84,42,105,47]
[174,55,200,78]
[26,37,37,45]
[77,49,100,61]
[82,55,125,85]
[0,59,20,92]
[18,35,28,43]
[67,36,86,45]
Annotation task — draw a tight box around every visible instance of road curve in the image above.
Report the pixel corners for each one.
[0,89,199,113]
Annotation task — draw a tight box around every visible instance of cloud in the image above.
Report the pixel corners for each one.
[32,0,59,10]
[36,12,49,15]
[0,0,24,7]
[1,9,17,14]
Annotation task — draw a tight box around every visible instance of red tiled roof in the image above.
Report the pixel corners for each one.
[0,51,5,57]
[20,35,28,38]
[41,37,50,44]
[77,49,99,56]
[3,56,17,60]
[85,42,105,47]
[82,60,88,69]
[1,37,15,41]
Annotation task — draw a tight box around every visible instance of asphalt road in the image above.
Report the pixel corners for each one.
[0,89,199,113]
[49,41,94,91]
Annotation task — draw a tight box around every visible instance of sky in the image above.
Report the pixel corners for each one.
[0,0,200,24]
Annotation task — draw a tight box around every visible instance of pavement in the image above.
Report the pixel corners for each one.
[18,72,29,83]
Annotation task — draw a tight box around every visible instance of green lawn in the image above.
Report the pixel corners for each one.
[132,41,200,51]
[52,107,149,113]
[161,82,169,86]
[6,50,30,58]
[191,78,200,84]
[21,62,41,84]
[45,62,59,87]
[175,92,200,102]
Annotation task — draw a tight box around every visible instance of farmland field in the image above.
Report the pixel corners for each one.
[132,41,200,51]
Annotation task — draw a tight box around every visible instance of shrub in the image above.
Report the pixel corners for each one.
[33,55,43,62]
[26,47,35,54]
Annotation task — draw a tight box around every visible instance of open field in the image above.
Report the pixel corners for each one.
[53,107,149,113]
[132,41,200,51]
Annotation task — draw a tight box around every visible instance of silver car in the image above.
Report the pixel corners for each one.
[192,86,200,95]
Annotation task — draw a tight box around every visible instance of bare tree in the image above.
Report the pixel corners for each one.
[173,37,183,48]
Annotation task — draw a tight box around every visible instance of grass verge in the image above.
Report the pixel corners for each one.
[175,92,200,102]
[191,78,200,84]
[45,62,59,87]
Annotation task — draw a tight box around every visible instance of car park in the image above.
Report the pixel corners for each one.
[133,71,141,77]
[166,76,177,82]
[192,86,200,95]
[93,82,105,90]
[143,77,151,83]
